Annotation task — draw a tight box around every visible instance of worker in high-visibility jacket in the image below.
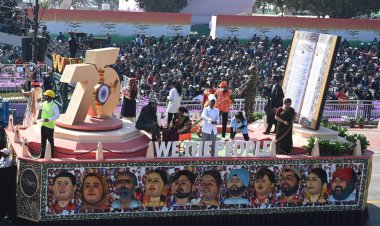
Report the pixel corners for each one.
[39,90,60,158]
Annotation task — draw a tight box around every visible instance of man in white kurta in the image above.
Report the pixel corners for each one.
[201,94,220,156]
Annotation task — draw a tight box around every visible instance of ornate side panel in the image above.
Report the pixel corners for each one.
[17,160,43,221]
[31,156,372,222]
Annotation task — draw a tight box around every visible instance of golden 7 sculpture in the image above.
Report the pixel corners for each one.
[59,48,120,125]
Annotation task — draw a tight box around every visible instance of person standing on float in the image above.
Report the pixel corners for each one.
[215,81,232,141]
[196,82,216,137]
[120,78,138,123]
[263,76,284,135]
[201,94,220,156]
[21,80,42,128]
[166,81,182,128]
[39,90,60,158]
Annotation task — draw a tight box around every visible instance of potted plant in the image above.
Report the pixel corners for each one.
[321,116,329,126]
[345,133,370,153]
[304,137,352,156]
[356,117,365,128]
[341,116,355,128]
[251,112,264,123]
[349,118,356,128]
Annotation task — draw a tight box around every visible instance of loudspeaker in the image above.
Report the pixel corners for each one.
[22,37,32,62]
[22,37,47,62]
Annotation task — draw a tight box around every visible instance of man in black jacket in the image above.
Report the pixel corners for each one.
[68,33,77,58]
[135,98,160,141]
[263,76,284,134]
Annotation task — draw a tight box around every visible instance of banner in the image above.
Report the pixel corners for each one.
[16,158,368,221]
[27,9,192,42]
[210,15,380,42]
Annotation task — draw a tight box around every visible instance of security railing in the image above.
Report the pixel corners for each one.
[0,63,49,122]
[1,65,380,125]
[45,31,70,61]
[323,100,380,122]
[133,98,380,124]
[0,63,49,92]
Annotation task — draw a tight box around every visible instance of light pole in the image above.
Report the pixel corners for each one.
[33,0,39,63]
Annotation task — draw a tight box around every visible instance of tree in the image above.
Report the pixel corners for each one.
[286,0,380,18]
[327,0,380,18]
[135,0,188,13]
[255,0,276,14]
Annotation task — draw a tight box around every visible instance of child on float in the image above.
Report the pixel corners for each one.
[229,111,249,141]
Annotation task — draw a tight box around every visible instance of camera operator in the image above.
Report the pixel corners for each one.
[354,85,374,121]
[363,90,374,121]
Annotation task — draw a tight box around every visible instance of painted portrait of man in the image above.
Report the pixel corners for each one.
[111,172,140,209]
[170,170,196,207]
[275,167,302,207]
[50,172,77,214]
[224,168,250,205]
[328,168,357,203]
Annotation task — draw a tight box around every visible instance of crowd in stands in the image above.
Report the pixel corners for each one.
[107,34,380,102]
[0,44,23,64]
[109,34,287,102]
[0,0,27,36]
[0,0,27,65]
[329,39,380,101]
[2,27,380,105]
[1,0,380,104]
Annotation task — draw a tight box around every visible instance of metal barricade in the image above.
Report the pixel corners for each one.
[135,98,380,125]
[0,63,50,123]
[323,100,380,122]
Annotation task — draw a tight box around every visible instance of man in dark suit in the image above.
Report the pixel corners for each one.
[135,98,160,141]
[263,76,284,134]
[68,33,77,58]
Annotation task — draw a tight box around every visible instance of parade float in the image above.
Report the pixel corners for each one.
[3,32,372,226]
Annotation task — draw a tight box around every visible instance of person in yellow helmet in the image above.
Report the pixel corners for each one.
[39,90,60,158]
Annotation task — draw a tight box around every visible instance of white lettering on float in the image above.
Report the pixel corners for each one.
[154,140,272,158]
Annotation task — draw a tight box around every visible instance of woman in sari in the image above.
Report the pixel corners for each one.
[162,107,191,142]
[121,78,138,122]
[275,98,295,154]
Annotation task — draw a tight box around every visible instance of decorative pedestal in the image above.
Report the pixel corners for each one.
[16,119,150,159]
[56,114,123,131]
[292,124,349,147]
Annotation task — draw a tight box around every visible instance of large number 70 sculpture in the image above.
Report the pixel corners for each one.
[58,48,121,125]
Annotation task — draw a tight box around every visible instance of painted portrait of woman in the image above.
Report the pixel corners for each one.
[80,172,110,211]
[303,168,328,206]
[196,170,221,208]
[142,169,168,207]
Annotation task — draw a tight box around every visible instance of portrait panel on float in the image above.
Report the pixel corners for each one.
[42,161,366,220]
